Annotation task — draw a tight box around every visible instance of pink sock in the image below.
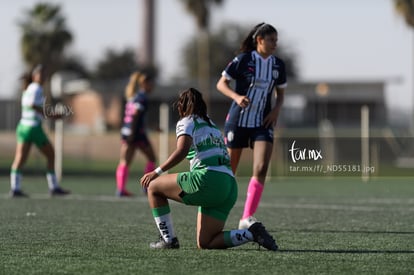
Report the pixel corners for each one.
[242,178,264,219]
[116,163,129,191]
[144,161,156,174]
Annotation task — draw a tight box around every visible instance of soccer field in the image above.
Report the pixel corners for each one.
[0,176,413,274]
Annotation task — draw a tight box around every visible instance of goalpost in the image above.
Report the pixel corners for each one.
[159,103,170,168]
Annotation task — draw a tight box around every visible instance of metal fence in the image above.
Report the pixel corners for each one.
[0,100,20,130]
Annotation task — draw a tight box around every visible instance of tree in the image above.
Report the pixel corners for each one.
[94,48,139,80]
[61,54,91,78]
[394,0,414,26]
[18,3,73,75]
[93,47,158,80]
[179,0,224,108]
[182,23,299,81]
[394,0,414,129]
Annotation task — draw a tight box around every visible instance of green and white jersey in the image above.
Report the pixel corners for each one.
[176,115,234,177]
[20,83,44,127]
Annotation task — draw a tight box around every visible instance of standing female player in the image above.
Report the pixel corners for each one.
[216,23,287,229]
[116,71,157,197]
[140,88,277,251]
[10,65,70,197]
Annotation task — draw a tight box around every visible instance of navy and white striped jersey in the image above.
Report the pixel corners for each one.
[222,51,287,128]
[121,91,148,137]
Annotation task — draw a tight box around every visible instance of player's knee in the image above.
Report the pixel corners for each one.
[146,183,156,195]
[197,235,218,249]
[197,240,211,249]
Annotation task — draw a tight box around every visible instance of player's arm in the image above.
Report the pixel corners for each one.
[32,105,44,115]
[263,87,285,128]
[216,75,250,108]
[158,135,192,172]
[30,88,63,120]
[27,88,46,116]
[140,135,191,188]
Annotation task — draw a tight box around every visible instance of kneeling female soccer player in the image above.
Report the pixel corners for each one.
[140,88,278,251]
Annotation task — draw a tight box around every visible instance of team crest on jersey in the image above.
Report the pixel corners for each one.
[272,70,279,79]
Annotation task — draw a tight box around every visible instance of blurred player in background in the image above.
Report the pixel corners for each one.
[10,65,70,197]
[140,88,277,251]
[116,71,157,197]
[216,23,287,229]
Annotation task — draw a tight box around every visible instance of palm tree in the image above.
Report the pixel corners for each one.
[180,0,224,108]
[182,23,299,81]
[394,0,414,129]
[394,0,414,26]
[18,3,73,80]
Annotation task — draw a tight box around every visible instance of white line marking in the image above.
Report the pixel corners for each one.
[2,194,414,212]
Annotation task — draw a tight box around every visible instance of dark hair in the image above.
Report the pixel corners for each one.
[20,72,32,90]
[174,88,212,126]
[239,22,277,53]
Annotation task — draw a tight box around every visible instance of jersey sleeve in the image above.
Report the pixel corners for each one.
[221,53,246,80]
[176,116,194,139]
[25,83,44,107]
[275,58,288,89]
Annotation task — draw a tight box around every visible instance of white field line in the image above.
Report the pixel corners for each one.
[0,193,149,203]
[257,202,414,212]
[1,193,414,212]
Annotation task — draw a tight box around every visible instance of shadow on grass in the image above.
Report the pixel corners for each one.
[276,229,414,235]
[280,249,414,254]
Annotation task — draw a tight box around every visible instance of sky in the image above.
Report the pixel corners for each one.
[0,0,412,114]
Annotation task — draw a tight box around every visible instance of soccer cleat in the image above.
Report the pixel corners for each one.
[116,189,134,197]
[10,189,28,198]
[248,222,278,251]
[50,187,70,196]
[238,216,258,229]
[150,236,180,249]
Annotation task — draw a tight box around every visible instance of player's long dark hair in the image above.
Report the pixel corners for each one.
[239,22,277,53]
[20,72,32,91]
[174,88,212,126]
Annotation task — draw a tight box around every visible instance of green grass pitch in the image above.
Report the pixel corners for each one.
[0,176,413,274]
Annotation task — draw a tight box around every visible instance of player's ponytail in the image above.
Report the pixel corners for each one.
[125,72,141,100]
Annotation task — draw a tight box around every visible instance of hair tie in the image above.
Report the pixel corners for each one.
[252,23,267,41]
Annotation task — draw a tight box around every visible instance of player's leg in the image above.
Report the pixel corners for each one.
[137,138,157,174]
[38,141,69,195]
[196,212,228,248]
[10,142,32,196]
[228,148,243,174]
[116,142,136,196]
[146,173,183,248]
[252,140,273,182]
[196,174,277,251]
[224,125,247,174]
[239,140,273,228]
[196,212,277,251]
[192,171,249,249]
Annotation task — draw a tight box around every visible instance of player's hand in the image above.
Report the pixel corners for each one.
[263,107,280,128]
[140,171,158,189]
[235,95,250,108]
